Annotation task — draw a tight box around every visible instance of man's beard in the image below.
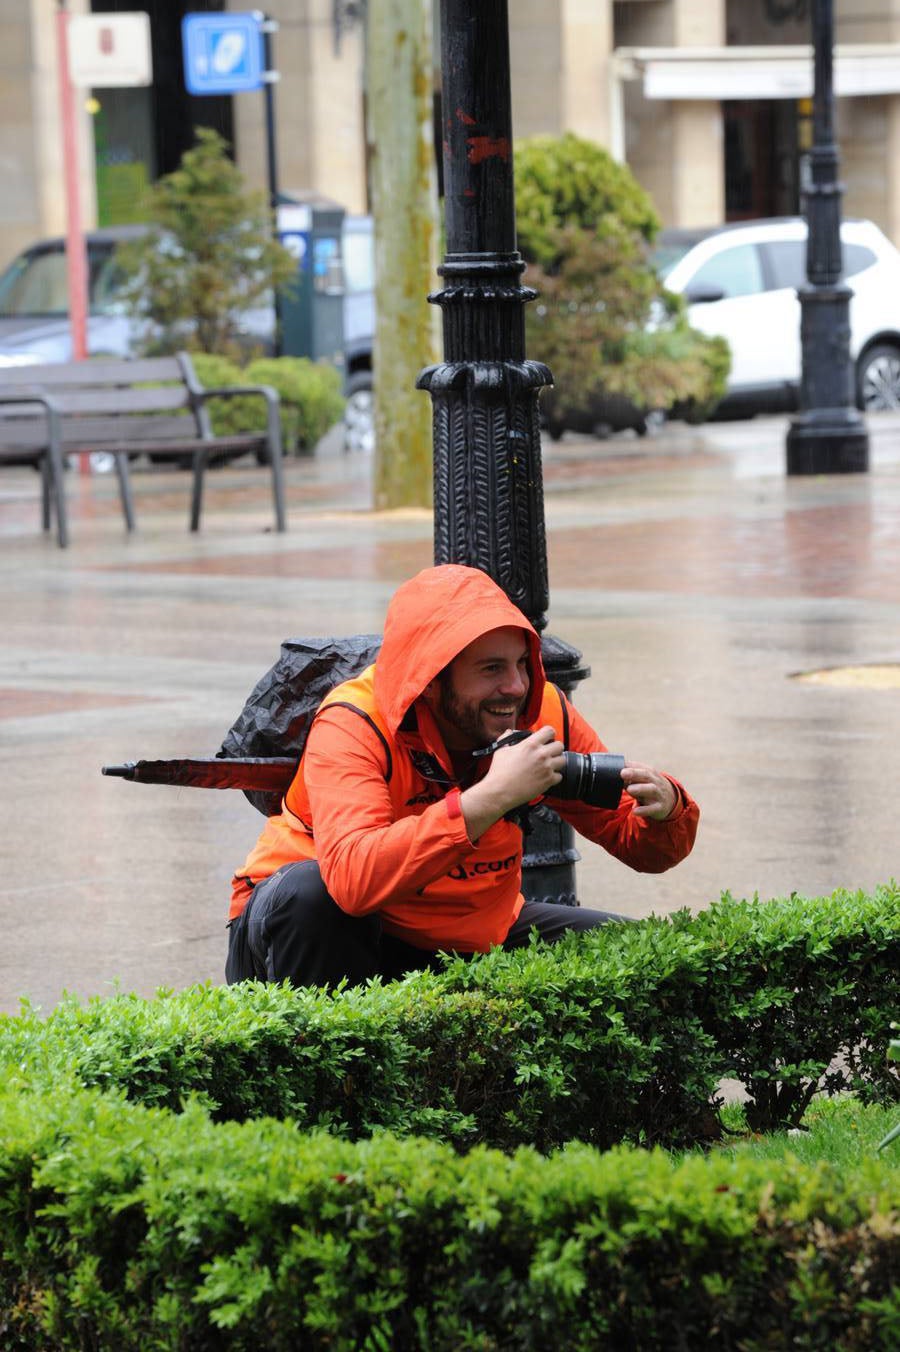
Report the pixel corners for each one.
[438,679,525,748]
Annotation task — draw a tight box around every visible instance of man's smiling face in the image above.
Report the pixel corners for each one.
[424,626,530,751]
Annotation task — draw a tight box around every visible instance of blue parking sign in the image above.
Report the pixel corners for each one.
[182,13,264,95]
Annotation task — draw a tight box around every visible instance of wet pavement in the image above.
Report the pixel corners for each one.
[1,412,899,1014]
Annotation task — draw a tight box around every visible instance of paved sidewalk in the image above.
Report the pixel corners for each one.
[1,413,898,1014]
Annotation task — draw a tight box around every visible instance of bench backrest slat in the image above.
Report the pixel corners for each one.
[52,386,191,416]
[0,415,203,449]
[0,355,205,450]
[61,414,202,446]
[0,357,185,388]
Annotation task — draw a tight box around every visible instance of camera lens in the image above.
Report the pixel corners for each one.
[554,752,624,809]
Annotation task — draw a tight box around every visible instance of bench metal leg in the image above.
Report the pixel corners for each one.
[46,440,69,548]
[40,457,52,532]
[269,435,287,533]
[190,448,206,531]
[113,454,137,532]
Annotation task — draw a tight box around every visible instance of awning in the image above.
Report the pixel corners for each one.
[613,44,900,101]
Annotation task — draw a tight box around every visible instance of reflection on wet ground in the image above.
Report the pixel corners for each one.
[1,413,899,1012]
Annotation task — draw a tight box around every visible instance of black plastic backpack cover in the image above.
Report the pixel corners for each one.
[217,634,383,816]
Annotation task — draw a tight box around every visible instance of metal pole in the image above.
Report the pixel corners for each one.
[418,0,588,905]
[786,0,868,474]
[261,14,283,357]
[56,0,90,475]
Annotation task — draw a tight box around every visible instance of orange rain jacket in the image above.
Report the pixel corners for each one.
[231,565,699,952]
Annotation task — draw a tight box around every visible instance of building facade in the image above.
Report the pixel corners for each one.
[4,0,900,266]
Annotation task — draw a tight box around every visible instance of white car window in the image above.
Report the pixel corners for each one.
[765,241,806,291]
[688,244,764,299]
[764,240,878,291]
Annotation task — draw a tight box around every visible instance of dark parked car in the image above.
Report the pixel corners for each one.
[0,226,145,366]
[0,225,275,368]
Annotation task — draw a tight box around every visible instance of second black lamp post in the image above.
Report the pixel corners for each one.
[786,0,868,474]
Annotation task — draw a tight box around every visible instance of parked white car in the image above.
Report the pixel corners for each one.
[656,216,900,413]
[342,214,900,447]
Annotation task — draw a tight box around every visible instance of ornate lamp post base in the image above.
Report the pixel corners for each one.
[786,412,870,475]
[525,635,592,906]
[786,280,868,474]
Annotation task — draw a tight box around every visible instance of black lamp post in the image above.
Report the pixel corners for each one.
[417,0,588,904]
[786,0,869,474]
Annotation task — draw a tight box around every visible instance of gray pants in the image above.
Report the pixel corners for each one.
[226,859,627,988]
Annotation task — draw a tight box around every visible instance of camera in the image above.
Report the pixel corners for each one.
[474,731,624,810]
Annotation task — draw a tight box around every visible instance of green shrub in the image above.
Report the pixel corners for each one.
[0,959,719,1153]
[1,1084,898,1350]
[2,887,897,1150]
[186,352,344,453]
[514,133,731,427]
[244,356,344,452]
[514,131,660,271]
[113,127,296,359]
[187,351,267,441]
[676,885,900,1130]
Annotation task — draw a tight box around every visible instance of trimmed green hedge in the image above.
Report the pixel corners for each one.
[190,352,344,454]
[3,887,898,1151]
[1,1086,898,1350]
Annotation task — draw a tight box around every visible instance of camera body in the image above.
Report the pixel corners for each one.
[475,730,624,810]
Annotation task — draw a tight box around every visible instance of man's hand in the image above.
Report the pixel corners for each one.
[621,762,677,821]
[460,726,564,841]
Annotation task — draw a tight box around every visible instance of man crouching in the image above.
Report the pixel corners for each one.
[226,564,698,986]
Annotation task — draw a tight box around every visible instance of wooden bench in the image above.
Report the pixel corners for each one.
[0,352,286,547]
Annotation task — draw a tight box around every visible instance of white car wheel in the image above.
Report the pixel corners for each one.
[343,373,374,454]
[858,344,900,410]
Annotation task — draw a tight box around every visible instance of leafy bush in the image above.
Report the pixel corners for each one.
[515,132,660,271]
[514,132,730,429]
[0,958,719,1153]
[187,352,265,441]
[114,127,296,359]
[675,886,900,1130]
[2,887,897,1150]
[188,352,344,454]
[244,357,344,452]
[2,889,897,1345]
[1,1084,898,1350]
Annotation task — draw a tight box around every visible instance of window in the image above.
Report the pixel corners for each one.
[843,243,878,278]
[0,243,130,317]
[687,244,764,299]
[0,250,69,316]
[765,240,806,291]
[765,239,878,291]
[651,240,695,282]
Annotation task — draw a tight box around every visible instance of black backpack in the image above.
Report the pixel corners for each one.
[217,634,383,816]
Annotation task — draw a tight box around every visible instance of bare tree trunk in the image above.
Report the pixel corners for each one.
[367,0,440,509]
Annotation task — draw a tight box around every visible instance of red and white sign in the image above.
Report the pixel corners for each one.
[68,12,152,88]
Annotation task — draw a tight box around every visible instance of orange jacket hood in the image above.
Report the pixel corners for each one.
[373,565,545,737]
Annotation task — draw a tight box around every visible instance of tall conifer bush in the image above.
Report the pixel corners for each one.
[114,128,296,359]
